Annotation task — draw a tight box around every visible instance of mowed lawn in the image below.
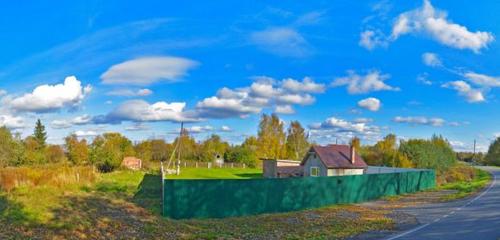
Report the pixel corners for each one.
[0,166,395,239]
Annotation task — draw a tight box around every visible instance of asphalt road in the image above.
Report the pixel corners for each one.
[384,166,500,240]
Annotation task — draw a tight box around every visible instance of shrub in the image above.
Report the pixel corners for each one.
[224,146,258,168]
[399,135,456,172]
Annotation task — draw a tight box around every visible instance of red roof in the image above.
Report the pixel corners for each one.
[301,145,368,169]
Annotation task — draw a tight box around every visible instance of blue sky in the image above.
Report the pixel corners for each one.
[0,0,499,151]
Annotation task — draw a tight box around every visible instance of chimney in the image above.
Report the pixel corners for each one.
[350,145,356,164]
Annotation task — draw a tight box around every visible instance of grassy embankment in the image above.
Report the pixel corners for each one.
[437,166,492,201]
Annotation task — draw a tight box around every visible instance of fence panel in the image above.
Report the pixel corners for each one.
[163,170,435,219]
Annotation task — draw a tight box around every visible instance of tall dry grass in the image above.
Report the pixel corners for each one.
[0,165,97,192]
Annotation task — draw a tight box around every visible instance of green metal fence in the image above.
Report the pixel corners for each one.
[163,170,435,219]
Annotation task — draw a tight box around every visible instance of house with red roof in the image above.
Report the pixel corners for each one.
[301,144,368,177]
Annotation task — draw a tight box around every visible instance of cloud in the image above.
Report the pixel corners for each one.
[7,76,91,113]
[463,72,500,87]
[422,52,442,67]
[309,116,382,143]
[354,118,373,124]
[96,99,197,124]
[250,27,311,57]
[51,114,93,129]
[74,130,98,138]
[417,73,433,85]
[185,125,214,134]
[0,89,6,96]
[0,115,25,129]
[281,77,326,93]
[357,97,381,111]
[393,116,446,126]
[275,105,295,114]
[196,76,324,118]
[359,30,388,50]
[442,81,485,103]
[125,123,150,131]
[391,0,493,52]
[107,88,153,97]
[101,56,198,85]
[331,70,399,94]
[220,125,232,132]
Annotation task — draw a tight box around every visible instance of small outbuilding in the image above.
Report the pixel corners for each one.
[301,145,367,177]
[122,156,142,170]
[261,159,303,178]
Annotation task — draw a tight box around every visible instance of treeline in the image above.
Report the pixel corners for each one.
[356,134,457,173]
[0,114,311,172]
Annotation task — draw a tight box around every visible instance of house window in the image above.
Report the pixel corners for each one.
[310,167,320,177]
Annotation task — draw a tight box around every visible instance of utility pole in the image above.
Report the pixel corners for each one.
[472,139,477,163]
[176,122,183,175]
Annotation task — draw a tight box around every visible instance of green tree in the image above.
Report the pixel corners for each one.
[172,128,198,161]
[399,136,456,172]
[23,136,46,164]
[89,133,135,172]
[199,134,230,162]
[0,127,24,166]
[257,113,286,159]
[224,146,258,168]
[33,119,47,149]
[65,134,89,165]
[485,137,500,166]
[285,121,310,160]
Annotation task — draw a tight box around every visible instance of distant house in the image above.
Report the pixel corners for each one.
[122,156,142,170]
[301,145,367,177]
[261,159,303,178]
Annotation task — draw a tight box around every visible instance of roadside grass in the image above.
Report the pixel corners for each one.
[438,168,492,201]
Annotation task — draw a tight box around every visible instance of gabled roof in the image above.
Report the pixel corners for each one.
[301,145,368,169]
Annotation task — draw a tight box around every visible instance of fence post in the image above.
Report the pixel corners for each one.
[208,162,211,168]
[195,162,198,168]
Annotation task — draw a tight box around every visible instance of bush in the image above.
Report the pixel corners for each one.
[437,164,476,185]
[485,137,500,166]
[399,135,456,172]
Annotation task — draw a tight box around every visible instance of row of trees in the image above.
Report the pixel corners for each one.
[357,134,457,172]
[0,114,311,171]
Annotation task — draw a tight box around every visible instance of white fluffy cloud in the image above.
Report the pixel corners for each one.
[186,125,214,134]
[0,115,25,129]
[422,52,442,67]
[357,97,381,111]
[101,56,198,85]
[0,89,6,96]
[442,81,485,103]
[391,0,493,52]
[250,27,310,57]
[7,76,91,113]
[220,125,232,132]
[309,116,382,143]
[281,77,326,93]
[196,76,324,118]
[107,88,153,97]
[99,100,196,123]
[275,105,295,114]
[331,70,399,94]
[393,116,446,126]
[74,130,98,138]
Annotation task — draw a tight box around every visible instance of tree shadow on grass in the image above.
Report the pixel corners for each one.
[234,173,262,178]
[0,194,41,239]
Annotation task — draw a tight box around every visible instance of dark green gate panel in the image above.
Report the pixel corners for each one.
[163,170,435,219]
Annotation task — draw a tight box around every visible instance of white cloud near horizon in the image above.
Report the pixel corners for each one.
[393,116,446,126]
[6,76,92,113]
[0,115,25,129]
[101,56,198,85]
[107,88,153,97]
